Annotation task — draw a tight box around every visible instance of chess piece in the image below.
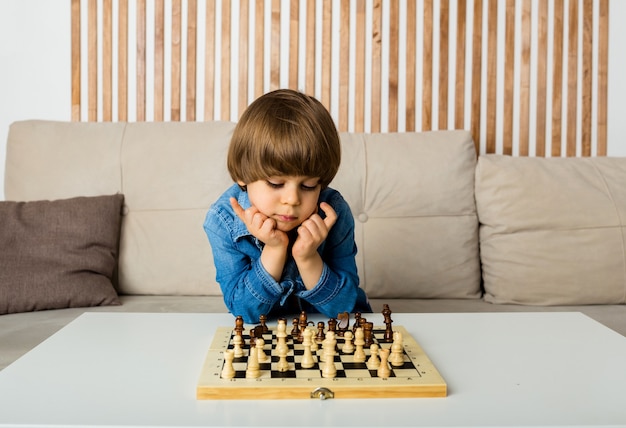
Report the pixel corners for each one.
[336,312,350,336]
[221,349,236,379]
[276,341,290,372]
[377,348,391,378]
[315,322,325,343]
[389,331,404,367]
[256,337,268,362]
[321,333,337,378]
[353,327,366,362]
[276,318,288,356]
[382,304,393,342]
[352,312,362,332]
[367,344,380,370]
[291,317,300,336]
[259,314,269,333]
[308,327,318,352]
[341,330,354,354]
[300,328,315,369]
[363,322,374,347]
[327,318,337,333]
[234,315,245,337]
[245,343,260,378]
[232,333,244,358]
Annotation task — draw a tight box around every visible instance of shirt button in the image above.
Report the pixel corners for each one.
[357,213,369,223]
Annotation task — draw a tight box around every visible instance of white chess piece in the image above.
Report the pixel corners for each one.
[300,328,315,369]
[389,331,404,367]
[232,333,244,358]
[353,327,366,362]
[366,343,380,370]
[245,344,260,378]
[341,330,354,354]
[221,349,236,379]
[256,337,268,362]
[321,335,337,378]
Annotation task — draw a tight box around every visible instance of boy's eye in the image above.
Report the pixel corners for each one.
[301,183,319,191]
[266,181,283,189]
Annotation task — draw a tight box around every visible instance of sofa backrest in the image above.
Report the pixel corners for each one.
[5,120,481,300]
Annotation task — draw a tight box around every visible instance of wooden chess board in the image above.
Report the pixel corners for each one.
[196,325,447,399]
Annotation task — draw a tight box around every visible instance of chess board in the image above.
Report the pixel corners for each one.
[196,325,447,399]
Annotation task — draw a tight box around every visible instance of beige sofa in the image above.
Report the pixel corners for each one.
[1,120,625,371]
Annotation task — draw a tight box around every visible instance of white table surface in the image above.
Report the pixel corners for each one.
[0,311,625,427]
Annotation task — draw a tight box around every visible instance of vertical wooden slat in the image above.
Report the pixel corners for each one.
[171,0,181,121]
[597,0,609,156]
[388,0,399,132]
[270,0,281,90]
[305,0,316,96]
[566,0,578,156]
[136,0,146,121]
[71,0,81,121]
[406,0,417,132]
[221,0,231,120]
[470,0,483,153]
[535,0,548,156]
[371,0,382,132]
[354,0,366,132]
[238,0,249,116]
[519,0,532,156]
[118,0,128,121]
[321,0,332,110]
[580,0,593,157]
[204,0,215,120]
[454,0,466,130]
[154,0,165,121]
[289,0,299,90]
[422,0,433,131]
[187,0,197,121]
[103,0,113,121]
[551,0,564,157]
[485,0,498,154]
[255,0,265,98]
[339,0,350,132]
[502,0,515,155]
[88,0,98,121]
[438,0,449,130]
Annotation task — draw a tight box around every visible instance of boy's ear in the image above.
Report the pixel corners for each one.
[237,180,247,191]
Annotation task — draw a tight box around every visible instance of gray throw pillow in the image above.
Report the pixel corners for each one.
[0,194,124,314]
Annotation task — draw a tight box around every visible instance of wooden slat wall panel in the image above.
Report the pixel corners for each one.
[71,0,610,157]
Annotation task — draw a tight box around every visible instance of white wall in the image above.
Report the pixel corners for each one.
[1,0,626,201]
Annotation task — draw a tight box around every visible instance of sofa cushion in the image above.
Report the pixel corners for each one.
[335,131,481,299]
[475,155,626,305]
[0,194,124,314]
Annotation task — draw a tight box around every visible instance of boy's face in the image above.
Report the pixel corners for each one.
[241,176,322,232]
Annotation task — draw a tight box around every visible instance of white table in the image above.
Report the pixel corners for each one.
[0,312,625,427]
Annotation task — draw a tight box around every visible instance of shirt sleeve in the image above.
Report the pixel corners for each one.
[294,191,361,318]
[203,203,285,324]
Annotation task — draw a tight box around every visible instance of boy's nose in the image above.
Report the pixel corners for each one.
[282,187,300,205]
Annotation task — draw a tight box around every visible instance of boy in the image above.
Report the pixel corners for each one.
[203,89,371,324]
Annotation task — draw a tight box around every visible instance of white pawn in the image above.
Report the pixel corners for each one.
[389,331,404,367]
[245,344,260,378]
[320,331,336,362]
[221,349,236,379]
[353,327,366,362]
[232,333,244,358]
[256,337,268,362]
[341,330,354,354]
[366,343,380,370]
[300,328,315,369]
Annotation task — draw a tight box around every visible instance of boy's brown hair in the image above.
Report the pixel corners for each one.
[227,89,341,188]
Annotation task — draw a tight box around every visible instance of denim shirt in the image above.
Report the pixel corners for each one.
[203,183,371,324]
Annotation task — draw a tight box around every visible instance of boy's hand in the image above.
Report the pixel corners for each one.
[230,197,288,248]
[292,202,337,260]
